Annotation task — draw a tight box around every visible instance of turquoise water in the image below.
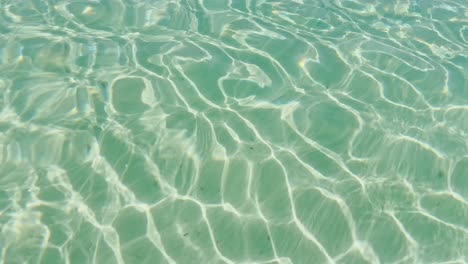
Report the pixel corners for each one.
[0,0,467,263]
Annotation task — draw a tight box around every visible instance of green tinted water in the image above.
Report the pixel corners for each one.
[0,0,467,263]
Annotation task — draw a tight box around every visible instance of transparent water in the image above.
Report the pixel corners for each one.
[0,0,467,263]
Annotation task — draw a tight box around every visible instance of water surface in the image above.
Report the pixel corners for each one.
[0,0,467,263]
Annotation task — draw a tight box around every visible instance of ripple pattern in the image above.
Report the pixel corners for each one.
[0,0,467,263]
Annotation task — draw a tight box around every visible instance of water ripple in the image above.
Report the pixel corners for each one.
[0,0,467,263]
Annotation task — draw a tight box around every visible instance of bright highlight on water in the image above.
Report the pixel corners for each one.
[0,0,467,263]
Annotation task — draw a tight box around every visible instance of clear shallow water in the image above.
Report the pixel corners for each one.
[0,0,467,263]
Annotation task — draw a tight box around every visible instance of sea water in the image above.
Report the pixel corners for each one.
[0,0,467,263]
